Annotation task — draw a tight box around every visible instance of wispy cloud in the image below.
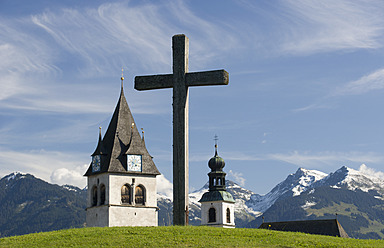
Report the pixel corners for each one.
[167,1,239,68]
[280,0,384,54]
[223,152,264,161]
[0,20,59,102]
[268,150,384,168]
[294,67,384,112]
[331,68,384,96]
[30,1,238,76]
[0,20,58,74]
[51,164,88,188]
[0,148,88,187]
[239,0,384,55]
[197,149,384,169]
[228,170,246,186]
[189,151,264,163]
[31,4,172,75]
[157,174,173,199]
[292,104,323,113]
[1,1,238,115]
[358,164,384,180]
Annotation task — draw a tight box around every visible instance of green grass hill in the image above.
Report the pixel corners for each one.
[1,226,384,248]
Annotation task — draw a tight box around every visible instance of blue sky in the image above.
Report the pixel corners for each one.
[2,0,384,195]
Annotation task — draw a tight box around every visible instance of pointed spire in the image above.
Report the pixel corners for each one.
[91,127,105,156]
[85,70,160,176]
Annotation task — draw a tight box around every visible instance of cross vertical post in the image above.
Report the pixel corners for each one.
[134,34,229,226]
[172,35,189,225]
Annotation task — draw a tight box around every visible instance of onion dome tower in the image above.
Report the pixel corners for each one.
[199,138,235,228]
[84,71,160,227]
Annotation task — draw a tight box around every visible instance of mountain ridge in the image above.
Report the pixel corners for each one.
[1,165,384,239]
[0,172,86,237]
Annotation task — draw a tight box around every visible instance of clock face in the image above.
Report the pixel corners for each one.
[92,155,101,172]
[127,155,142,172]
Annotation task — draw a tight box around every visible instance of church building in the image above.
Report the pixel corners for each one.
[199,143,235,228]
[84,75,160,227]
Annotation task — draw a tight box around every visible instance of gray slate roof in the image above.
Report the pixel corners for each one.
[199,190,235,203]
[84,85,160,176]
[259,219,349,238]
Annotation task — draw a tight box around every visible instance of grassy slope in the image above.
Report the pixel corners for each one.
[1,226,384,248]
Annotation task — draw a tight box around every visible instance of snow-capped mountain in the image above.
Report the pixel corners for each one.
[4,165,384,238]
[246,168,327,213]
[158,168,329,226]
[3,171,27,183]
[188,181,262,226]
[158,165,384,232]
[249,165,384,239]
[312,166,384,199]
[157,180,262,226]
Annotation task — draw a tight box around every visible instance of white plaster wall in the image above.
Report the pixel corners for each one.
[222,202,235,227]
[87,174,110,207]
[86,173,158,227]
[201,201,235,228]
[109,174,157,207]
[108,206,158,227]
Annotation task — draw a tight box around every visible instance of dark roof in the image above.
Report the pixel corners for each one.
[84,85,160,176]
[258,219,349,238]
[199,190,235,203]
[208,149,225,171]
[91,128,106,156]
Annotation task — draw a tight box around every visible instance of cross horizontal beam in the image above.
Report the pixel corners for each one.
[134,69,228,91]
[186,70,229,87]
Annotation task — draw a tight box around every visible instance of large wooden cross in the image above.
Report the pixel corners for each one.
[135,34,229,225]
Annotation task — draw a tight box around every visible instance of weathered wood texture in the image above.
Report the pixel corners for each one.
[134,34,229,225]
[134,70,228,90]
[134,74,173,90]
[172,34,189,226]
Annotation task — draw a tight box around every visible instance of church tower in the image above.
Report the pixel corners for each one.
[84,75,160,227]
[199,141,235,228]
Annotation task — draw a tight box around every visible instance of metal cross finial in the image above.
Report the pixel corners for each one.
[214,134,219,154]
[141,128,146,143]
[121,68,124,88]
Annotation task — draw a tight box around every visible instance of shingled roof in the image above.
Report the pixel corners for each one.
[84,84,160,176]
[258,219,349,238]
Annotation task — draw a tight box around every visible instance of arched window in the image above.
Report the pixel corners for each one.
[121,184,131,204]
[226,208,231,223]
[92,186,98,207]
[208,207,216,223]
[100,184,106,205]
[135,185,145,205]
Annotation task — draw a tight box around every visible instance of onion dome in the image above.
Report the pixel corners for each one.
[208,145,225,171]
